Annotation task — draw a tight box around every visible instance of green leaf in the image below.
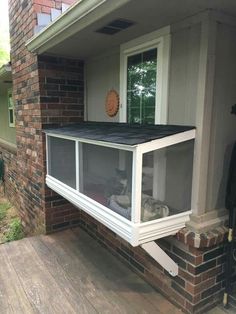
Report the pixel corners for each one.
[4,218,24,242]
[0,202,10,220]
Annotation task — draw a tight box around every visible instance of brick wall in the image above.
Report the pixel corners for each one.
[9,0,81,234]
[38,55,84,127]
[38,54,84,233]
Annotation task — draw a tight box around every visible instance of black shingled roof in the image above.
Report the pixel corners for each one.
[44,122,195,146]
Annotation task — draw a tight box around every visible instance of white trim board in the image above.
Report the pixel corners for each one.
[190,14,216,215]
[46,174,191,246]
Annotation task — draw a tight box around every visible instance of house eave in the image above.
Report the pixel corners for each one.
[26,0,132,55]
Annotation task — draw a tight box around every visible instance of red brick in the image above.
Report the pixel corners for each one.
[9,0,83,235]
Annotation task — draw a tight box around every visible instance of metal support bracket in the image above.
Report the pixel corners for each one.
[141,241,178,277]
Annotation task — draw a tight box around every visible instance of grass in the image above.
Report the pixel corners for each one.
[0,197,24,244]
[4,218,24,242]
[0,202,11,221]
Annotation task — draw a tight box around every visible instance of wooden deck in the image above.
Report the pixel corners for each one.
[0,227,182,314]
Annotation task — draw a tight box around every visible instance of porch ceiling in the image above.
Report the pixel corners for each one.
[27,0,236,60]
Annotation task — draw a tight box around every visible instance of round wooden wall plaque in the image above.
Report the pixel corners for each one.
[105,89,119,117]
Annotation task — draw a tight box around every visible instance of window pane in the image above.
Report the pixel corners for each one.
[127,48,157,124]
[141,91,155,124]
[8,93,13,109]
[9,109,14,124]
[141,140,194,222]
[127,53,142,91]
[48,137,76,189]
[127,91,140,108]
[80,143,133,220]
[129,107,141,124]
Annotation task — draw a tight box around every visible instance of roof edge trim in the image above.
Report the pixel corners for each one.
[26,0,132,55]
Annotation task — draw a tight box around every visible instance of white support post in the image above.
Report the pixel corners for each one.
[75,141,79,191]
[191,12,217,215]
[46,135,49,175]
[141,241,178,277]
[131,148,143,223]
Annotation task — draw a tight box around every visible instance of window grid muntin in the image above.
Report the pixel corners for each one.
[8,89,15,127]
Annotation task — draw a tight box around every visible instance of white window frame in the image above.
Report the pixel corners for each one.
[8,89,15,128]
[119,26,171,124]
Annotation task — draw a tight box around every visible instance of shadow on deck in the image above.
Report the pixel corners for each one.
[0,227,182,314]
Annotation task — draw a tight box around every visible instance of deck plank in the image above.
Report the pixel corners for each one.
[72,229,182,314]
[0,245,35,314]
[28,236,98,314]
[73,228,182,314]
[40,231,138,314]
[4,239,77,314]
[50,228,163,313]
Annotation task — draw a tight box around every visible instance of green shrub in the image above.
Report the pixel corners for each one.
[0,203,10,220]
[4,218,24,242]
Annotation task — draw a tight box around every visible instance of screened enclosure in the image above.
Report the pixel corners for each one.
[45,122,195,246]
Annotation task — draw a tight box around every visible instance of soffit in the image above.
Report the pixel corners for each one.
[27,0,236,59]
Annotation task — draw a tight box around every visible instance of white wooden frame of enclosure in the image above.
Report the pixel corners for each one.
[46,129,195,250]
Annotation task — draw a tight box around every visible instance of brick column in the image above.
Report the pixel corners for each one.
[9,0,81,234]
[38,54,84,233]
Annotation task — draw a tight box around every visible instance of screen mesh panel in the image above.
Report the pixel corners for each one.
[48,137,76,189]
[80,143,133,220]
[141,140,194,222]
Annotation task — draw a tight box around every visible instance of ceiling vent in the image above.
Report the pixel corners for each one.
[96,19,135,35]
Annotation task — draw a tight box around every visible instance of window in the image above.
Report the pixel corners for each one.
[8,90,15,127]
[120,26,171,124]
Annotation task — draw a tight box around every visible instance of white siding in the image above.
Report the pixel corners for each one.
[168,23,201,125]
[206,22,236,211]
[86,48,120,122]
